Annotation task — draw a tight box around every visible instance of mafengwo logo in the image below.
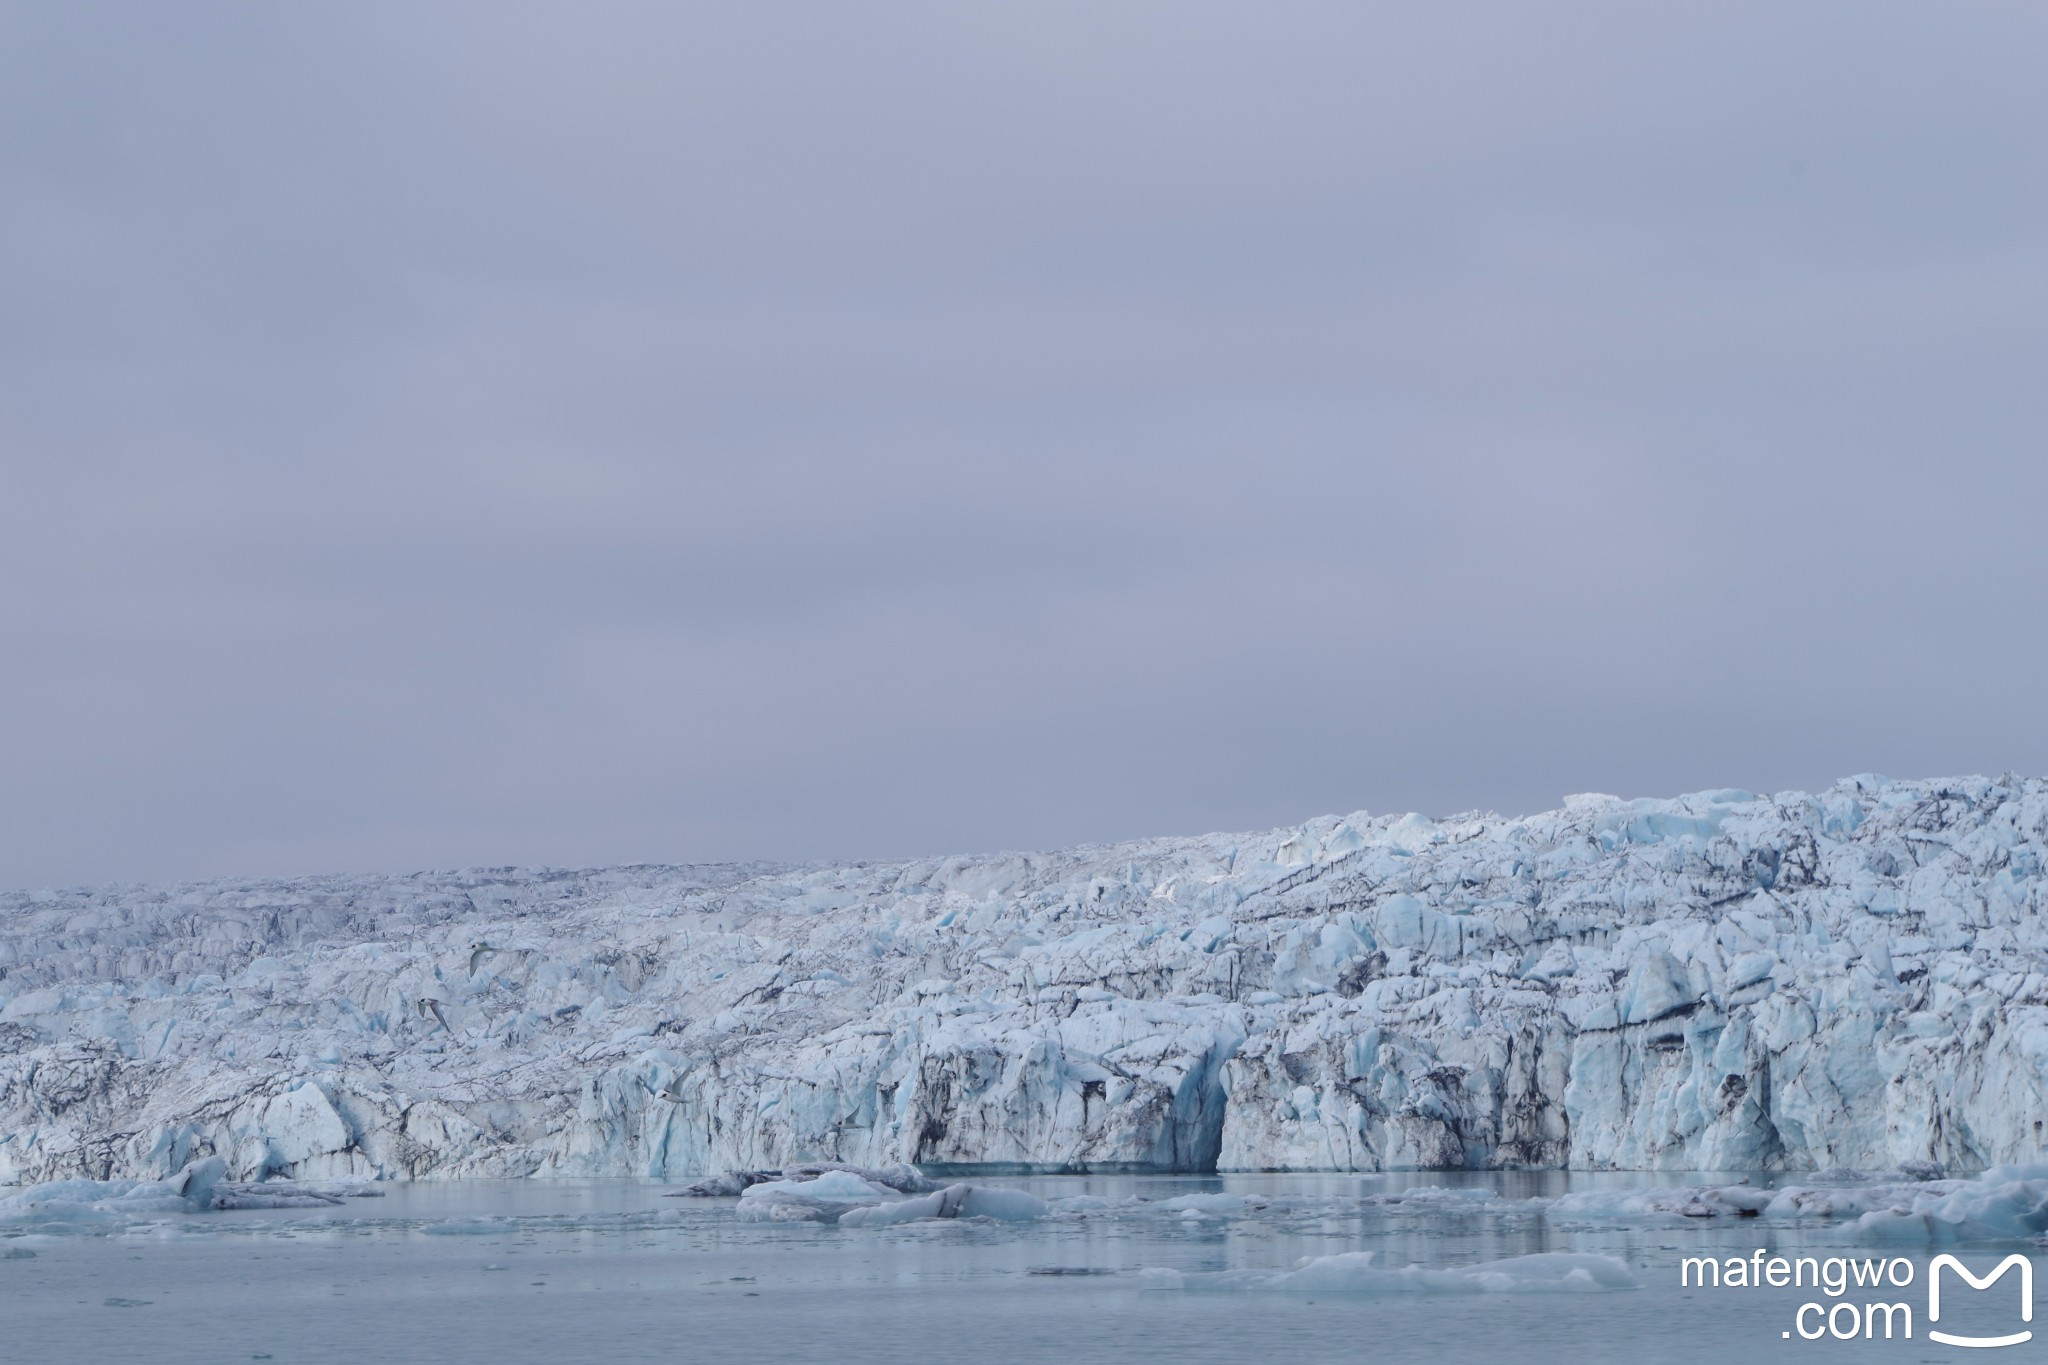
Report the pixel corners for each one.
[1681,1251,2034,1345]
[1928,1255,2033,1349]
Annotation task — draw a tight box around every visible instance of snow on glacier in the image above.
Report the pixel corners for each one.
[4,775,2048,1186]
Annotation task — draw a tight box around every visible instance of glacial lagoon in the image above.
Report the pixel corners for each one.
[5,1169,2043,1364]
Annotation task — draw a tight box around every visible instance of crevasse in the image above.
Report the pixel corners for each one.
[3,775,2044,1184]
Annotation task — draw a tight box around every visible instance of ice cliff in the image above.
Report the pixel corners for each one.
[4,775,2046,1184]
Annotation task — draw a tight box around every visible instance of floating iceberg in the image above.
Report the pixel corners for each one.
[0,1157,226,1224]
[5,777,2048,1182]
[731,1166,1046,1225]
[0,1155,386,1229]
[1776,1164,2048,1242]
[838,1184,1048,1226]
[1544,1182,1777,1221]
[736,1169,910,1223]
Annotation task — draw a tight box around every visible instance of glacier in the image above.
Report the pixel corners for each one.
[4,774,2047,1186]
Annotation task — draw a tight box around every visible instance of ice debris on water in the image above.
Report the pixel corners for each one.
[6,777,2048,1183]
[1138,1250,1639,1294]
[0,1155,381,1225]
[728,1165,1048,1225]
[0,1156,226,1223]
[671,1161,933,1198]
[1516,1164,2048,1242]
[669,1171,782,1197]
[1769,1164,2048,1242]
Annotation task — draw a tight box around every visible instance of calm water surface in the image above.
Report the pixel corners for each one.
[0,1173,2031,1364]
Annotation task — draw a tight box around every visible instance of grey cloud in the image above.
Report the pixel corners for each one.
[3,2,2045,885]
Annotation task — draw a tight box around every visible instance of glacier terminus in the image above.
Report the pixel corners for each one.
[3,775,2045,1187]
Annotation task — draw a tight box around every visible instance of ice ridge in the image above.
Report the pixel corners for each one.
[3,777,2046,1183]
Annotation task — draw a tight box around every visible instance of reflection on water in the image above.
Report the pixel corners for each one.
[0,1172,2038,1364]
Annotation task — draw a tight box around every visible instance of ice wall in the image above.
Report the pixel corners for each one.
[3,776,2045,1182]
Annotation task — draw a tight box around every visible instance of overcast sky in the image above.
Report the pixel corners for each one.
[3,2,2045,889]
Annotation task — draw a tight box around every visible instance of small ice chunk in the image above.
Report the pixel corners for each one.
[1141,1250,1638,1294]
[824,1183,1050,1227]
[780,1162,936,1194]
[670,1171,780,1197]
